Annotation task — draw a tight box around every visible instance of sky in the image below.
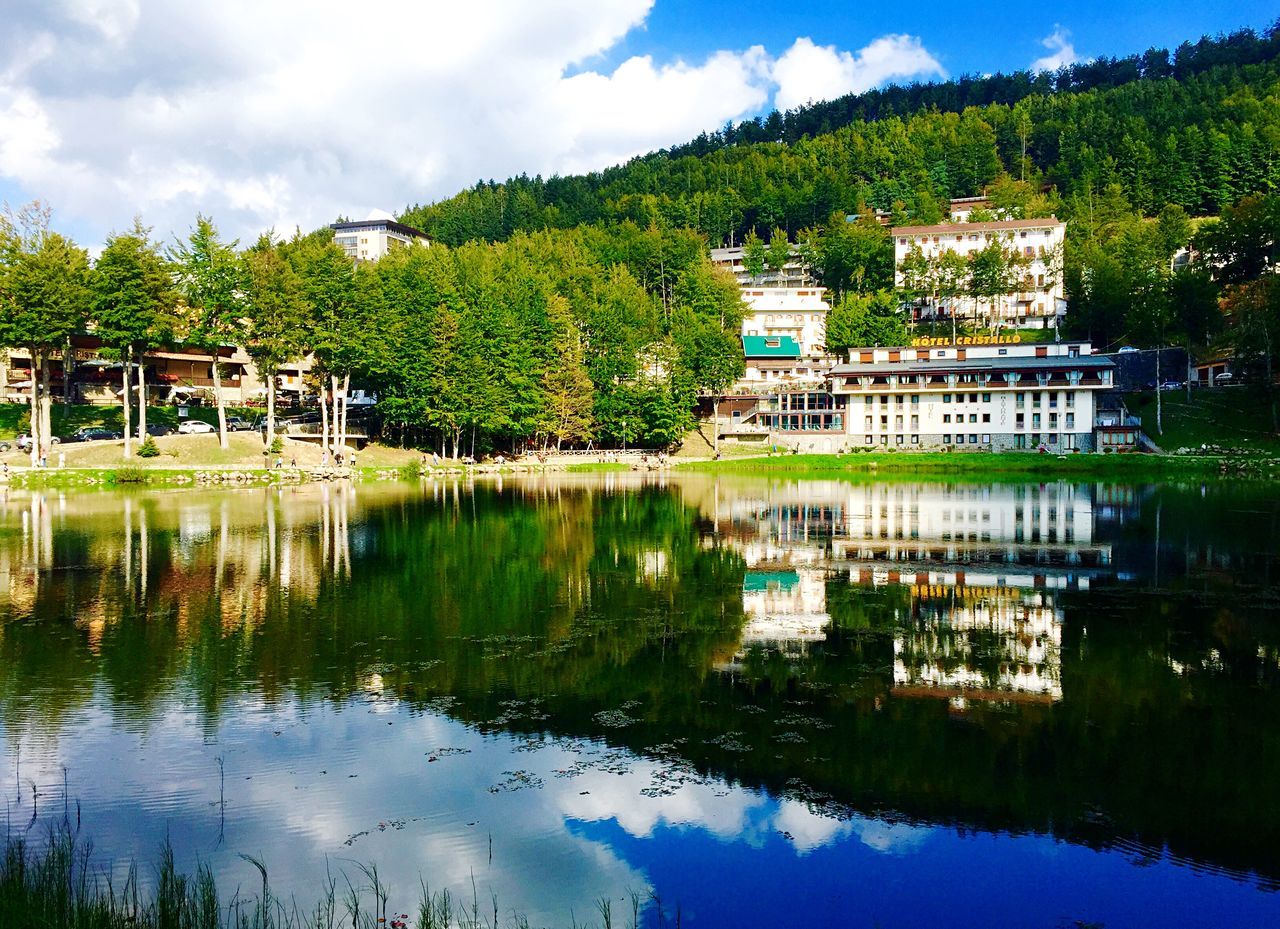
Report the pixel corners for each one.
[0,0,1274,250]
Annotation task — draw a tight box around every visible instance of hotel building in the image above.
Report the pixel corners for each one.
[332,210,429,262]
[829,340,1113,451]
[892,217,1066,328]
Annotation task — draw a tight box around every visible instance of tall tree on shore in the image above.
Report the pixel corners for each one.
[0,210,91,466]
[170,216,243,450]
[291,237,358,461]
[541,302,595,450]
[244,235,309,452]
[92,219,174,457]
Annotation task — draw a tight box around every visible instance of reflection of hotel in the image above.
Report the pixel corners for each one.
[705,481,1110,697]
[891,590,1063,702]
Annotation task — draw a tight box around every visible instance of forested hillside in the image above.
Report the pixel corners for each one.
[401,23,1280,248]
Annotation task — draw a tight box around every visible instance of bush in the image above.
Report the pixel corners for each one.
[269,436,283,455]
[112,465,147,483]
[138,436,160,458]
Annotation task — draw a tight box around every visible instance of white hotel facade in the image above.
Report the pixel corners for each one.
[752,340,1115,452]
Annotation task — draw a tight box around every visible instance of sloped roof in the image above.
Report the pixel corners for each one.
[742,335,801,359]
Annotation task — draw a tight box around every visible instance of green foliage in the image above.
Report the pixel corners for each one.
[137,435,159,458]
[269,436,284,455]
[91,220,175,356]
[825,291,909,357]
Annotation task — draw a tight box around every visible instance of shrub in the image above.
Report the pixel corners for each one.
[112,465,147,483]
[138,436,160,458]
[269,436,283,455]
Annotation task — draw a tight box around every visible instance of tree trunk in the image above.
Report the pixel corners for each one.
[122,346,133,459]
[40,355,52,462]
[712,397,720,455]
[330,374,341,459]
[63,337,74,405]
[212,355,229,450]
[136,352,147,444]
[1155,347,1163,436]
[319,380,330,465]
[28,346,41,467]
[340,373,350,455]
[266,373,277,451]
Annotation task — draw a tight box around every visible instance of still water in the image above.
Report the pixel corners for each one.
[1,475,1279,928]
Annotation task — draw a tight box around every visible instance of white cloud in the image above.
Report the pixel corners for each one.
[772,35,945,113]
[1031,26,1078,73]
[0,2,942,247]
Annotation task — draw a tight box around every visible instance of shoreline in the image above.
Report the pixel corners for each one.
[0,450,1276,489]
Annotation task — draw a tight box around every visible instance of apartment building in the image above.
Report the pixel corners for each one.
[892,217,1066,328]
[332,209,429,262]
[740,286,831,361]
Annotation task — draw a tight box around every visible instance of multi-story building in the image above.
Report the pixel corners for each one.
[892,217,1066,329]
[710,245,813,287]
[739,286,831,360]
[829,339,1113,451]
[331,209,429,262]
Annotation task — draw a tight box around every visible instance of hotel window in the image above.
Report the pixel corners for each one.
[881,416,888,429]
[982,413,991,423]
[895,415,904,429]
[1066,392,1075,408]
[1049,414,1058,428]
[943,394,952,403]
[982,434,991,443]
[943,414,951,424]
[881,394,890,404]
[1066,413,1075,429]
[865,436,873,445]
[970,434,979,443]
[865,416,873,429]
[969,393,979,403]
[982,393,991,402]
[865,396,874,405]
[954,434,963,444]
[1033,413,1041,428]
[1016,413,1024,427]
[1049,394,1058,409]
[910,395,919,405]
[969,413,978,423]
[943,434,952,443]
[911,415,919,429]
[896,435,904,445]
[1016,392,1025,407]
[911,435,920,444]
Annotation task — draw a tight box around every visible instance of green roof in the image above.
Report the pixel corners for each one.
[743,570,800,593]
[742,335,801,359]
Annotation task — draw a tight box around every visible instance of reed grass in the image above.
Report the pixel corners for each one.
[0,824,646,929]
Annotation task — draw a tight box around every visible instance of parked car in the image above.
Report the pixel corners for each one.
[15,433,59,451]
[145,423,174,437]
[177,420,216,435]
[1117,346,1139,354]
[64,427,123,443]
[1158,380,1185,391]
[225,416,252,431]
[1214,372,1235,385]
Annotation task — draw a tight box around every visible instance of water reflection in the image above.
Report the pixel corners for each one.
[1,476,1279,927]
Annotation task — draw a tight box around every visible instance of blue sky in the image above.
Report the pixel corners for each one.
[0,1,1274,248]
[592,1,1278,83]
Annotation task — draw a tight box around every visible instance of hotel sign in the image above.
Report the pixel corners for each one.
[911,334,1022,347]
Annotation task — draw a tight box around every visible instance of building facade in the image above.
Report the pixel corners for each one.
[892,217,1066,329]
[332,210,429,262]
[739,287,831,361]
[830,340,1113,451]
[710,245,813,287]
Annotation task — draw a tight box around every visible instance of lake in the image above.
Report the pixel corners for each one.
[1,474,1279,928]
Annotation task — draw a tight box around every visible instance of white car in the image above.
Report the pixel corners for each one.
[177,420,216,434]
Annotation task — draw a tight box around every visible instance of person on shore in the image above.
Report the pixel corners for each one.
[290,455,297,468]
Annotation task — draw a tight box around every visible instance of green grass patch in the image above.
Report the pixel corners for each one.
[1128,388,1280,455]
[566,461,634,473]
[676,450,1224,480]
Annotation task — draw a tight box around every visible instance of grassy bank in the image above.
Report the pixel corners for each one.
[1129,387,1280,455]
[676,451,1231,480]
[565,461,634,473]
[1,826,604,929]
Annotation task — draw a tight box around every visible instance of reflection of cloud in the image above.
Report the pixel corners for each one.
[849,818,932,856]
[771,800,853,853]
[557,766,767,842]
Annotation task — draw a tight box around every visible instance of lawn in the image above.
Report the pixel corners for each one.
[1128,387,1280,455]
